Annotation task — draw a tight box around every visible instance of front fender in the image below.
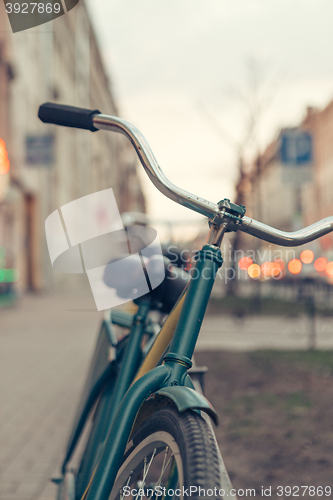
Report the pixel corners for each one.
[156,386,219,425]
[131,386,218,436]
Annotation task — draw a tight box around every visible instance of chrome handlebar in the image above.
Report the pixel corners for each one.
[93,114,333,248]
[240,216,333,247]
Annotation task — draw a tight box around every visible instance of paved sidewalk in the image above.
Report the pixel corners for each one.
[0,291,102,500]
[1,291,333,499]
[198,313,333,350]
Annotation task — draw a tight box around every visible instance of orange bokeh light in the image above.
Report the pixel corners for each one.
[325,262,333,277]
[300,249,314,264]
[0,138,10,175]
[261,261,273,277]
[248,263,261,279]
[274,258,285,271]
[288,259,302,275]
[271,261,283,277]
[314,257,328,273]
[238,256,253,270]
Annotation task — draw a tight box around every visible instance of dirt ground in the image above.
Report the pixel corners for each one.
[195,351,333,499]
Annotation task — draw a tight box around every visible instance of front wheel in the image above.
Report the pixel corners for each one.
[109,405,223,500]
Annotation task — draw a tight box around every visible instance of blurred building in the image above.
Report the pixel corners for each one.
[302,103,333,252]
[0,1,145,293]
[238,99,333,257]
[242,137,298,232]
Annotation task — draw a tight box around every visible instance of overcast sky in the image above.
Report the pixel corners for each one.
[86,0,333,224]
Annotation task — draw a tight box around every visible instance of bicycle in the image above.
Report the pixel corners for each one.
[38,102,333,500]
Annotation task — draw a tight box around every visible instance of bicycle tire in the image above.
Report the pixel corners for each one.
[109,405,223,500]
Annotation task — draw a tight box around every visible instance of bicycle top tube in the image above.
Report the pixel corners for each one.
[37,103,333,248]
[92,113,333,248]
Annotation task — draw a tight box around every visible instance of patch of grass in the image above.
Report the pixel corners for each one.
[225,395,256,416]
[249,350,333,375]
[228,417,259,438]
[249,352,277,375]
[285,391,312,410]
[226,391,310,422]
[258,393,279,407]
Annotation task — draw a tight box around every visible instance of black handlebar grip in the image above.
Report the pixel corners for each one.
[38,102,101,132]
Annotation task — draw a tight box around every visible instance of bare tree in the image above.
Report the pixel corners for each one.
[197,56,279,295]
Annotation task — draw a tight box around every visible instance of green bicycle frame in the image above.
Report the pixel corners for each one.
[80,243,223,500]
[65,301,154,498]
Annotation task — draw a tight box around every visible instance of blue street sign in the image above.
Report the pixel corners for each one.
[280,129,312,166]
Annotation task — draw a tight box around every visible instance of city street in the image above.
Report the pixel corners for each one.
[1,291,333,499]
